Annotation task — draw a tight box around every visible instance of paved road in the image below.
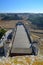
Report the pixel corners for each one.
[11,25,32,54]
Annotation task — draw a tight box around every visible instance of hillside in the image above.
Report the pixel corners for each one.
[0,13,43,29]
[0,13,23,20]
[27,13,43,29]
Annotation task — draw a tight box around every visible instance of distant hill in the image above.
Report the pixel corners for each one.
[27,13,43,29]
[0,13,43,29]
[0,13,23,20]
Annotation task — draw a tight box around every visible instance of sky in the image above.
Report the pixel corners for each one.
[0,0,43,13]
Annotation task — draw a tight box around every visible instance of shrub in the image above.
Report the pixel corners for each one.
[0,28,6,39]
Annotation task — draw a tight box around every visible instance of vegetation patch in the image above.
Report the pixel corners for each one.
[0,28,6,39]
[1,14,23,20]
[27,14,43,29]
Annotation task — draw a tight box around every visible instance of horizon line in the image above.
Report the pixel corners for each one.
[0,12,43,14]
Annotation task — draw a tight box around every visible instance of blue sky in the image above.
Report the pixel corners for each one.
[0,0,43,13]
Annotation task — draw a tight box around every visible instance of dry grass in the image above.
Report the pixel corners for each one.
[0,56,43,65]
[0,20,27,28]
[0,20,18,28]
[30,30,43,56]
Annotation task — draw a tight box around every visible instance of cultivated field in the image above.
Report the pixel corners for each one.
[0,20,27,28]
